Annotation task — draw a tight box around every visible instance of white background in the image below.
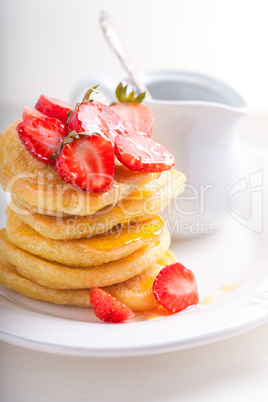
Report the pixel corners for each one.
[0,1,268,401]
[0,0,267,112]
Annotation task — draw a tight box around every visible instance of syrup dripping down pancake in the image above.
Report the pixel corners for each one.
[6,207,164,267]
[0,227,170,289]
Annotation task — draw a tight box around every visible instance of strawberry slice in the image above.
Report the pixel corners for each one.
[16,117,68,165]
[110,103,154,138]
[153,262,199,313]
[55,133,114,192]
[90,287,134,323]
[23,106,46,120]
[35,94,73,124]
[115,131,175,172]
[67,101,126,145]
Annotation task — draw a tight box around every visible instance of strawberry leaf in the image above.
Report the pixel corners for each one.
[135,92,146,103]
[114,82,146,104]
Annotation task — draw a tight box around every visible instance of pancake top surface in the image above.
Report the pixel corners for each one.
[0,121,155,216]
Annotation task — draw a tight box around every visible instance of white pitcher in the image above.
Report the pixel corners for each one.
[71,69,248,238]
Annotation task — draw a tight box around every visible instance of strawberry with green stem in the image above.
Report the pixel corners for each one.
[110,83,154,138]
[67,86,127,145]
[54,130,115,192]
[17,82,175,193]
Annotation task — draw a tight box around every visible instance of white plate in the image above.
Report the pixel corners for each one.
[0,145,267,357]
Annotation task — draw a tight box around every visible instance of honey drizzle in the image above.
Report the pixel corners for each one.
[90,217,164,250]
[199,284,239,306]
[16,215,164,251]
[133,305,175,321]
[132,283,240,321]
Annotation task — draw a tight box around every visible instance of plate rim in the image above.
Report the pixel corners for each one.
[0,307,267,357]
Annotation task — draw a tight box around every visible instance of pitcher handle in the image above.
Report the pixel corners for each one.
[69,74,118,105]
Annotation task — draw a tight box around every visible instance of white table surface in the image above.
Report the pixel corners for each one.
[0,323,268,402]
[0,111,268,402]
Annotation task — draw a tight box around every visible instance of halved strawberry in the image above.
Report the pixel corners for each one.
[23,106,46,120]
[110,82,154,137]
[111,103,154,138]
[153,262,199,313]
[35,94,73,124]
[115,131,175,172]
[67,100,126,145]
[90,287,134,323]
[16,117,68,165]
[55,132,114,192]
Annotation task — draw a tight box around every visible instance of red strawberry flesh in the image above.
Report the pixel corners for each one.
[67,101,126,145]
[55,134,114,192]
[90,287,134,323]
[153,262,199,313]
[23,106,46,120]
[35,94,73,124]
[115,131,175,172]
[111,102,154,138]
[17,117,68,165]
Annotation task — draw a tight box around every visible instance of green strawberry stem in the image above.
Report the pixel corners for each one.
[83,85,99,102]
[114,82,146,104]
[50,130,101,161]
[66,85,99,125]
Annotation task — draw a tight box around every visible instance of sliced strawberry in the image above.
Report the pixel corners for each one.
[35,94,73,124]
[16,117,68,165]
[111,102,154,138]
[90,287,134,323]
[153,262,199,313]
[55,133,114,192]
[23,106,46,120]
[115,131,175,172]
[67,101,126,145]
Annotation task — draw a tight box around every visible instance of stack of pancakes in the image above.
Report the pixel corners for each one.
[0,121,185,311]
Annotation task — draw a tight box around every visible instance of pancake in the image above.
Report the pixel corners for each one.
[9,167,180,218]
[104,249,177,311]
[0,227,170,289]
[11,169,185,240]
[6,208,164,267]
[0,259,91,307]
[0,250,175,310]
[0,121,156,216]
[10,196,73,218]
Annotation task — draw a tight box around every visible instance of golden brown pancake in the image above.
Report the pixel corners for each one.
[0,227,170,289]
[6,208,164,267]
[10,196,72,218]
[10,168,174,217]
[0,250,175,310]
[11,169,185,240]
[104,249,177,311]
[0,121,157,216]
[0,259,91,307]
